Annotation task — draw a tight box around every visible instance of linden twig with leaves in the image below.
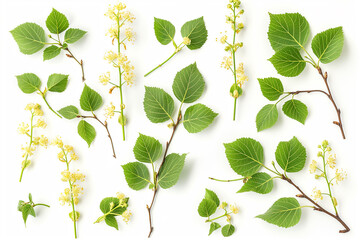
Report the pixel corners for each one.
[210,137,349,233]
[144,17,208,77]
[58,85,117,158]
[198,189,239,237]
[94,192,132,230]
[122,63,217,237]
[10,8,87,81]
[53,138,85,239]
[256,13,345,139]
[218,0,248,121]
[100,2,136,141]
[18,104,48,182]
[18,193,50,226]
[16,73,69,118]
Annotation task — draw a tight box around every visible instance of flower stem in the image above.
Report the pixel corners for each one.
[209,177,245,182]
[41,95,62,118]
[33,203,50,208]
[231,6,237,121]
[117,16,126,141]
[321,148,338,215]
[19,113,34,182]
[144,51,178,77]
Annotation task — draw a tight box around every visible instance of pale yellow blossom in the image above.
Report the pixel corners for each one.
[183,37,191,45]
[230,204,239,214]
[105,102,116,119]
[335,169,347,184]
[312,188,323,201]
[327,154,336,169]
[18,122,29,135]
[309,160,317,174]
[99,72,111,85]
[122,210,132,223]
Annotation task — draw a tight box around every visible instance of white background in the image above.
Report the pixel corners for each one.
[0,0,359,239]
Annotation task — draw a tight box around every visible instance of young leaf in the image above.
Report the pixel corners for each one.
[256,104,278,132]
[58,105,79,119]
[43,45,61,61]
[22,204,34,226]
[18,200,25,211]
[158,153,186,189]
[209,222,221,236]
[311,27,344,64]
[28,193,33,203]
[133,134,162,164]
[172,63,205,103]
[77,120,96,147]
[46,8,69,34]
[100,197,119,213]
[268,47,306,77]
[64,28,87,44]
[154,18,175,45]
[224,138,264,177]
[256,197,301,228]
[105,215,119,230]
[275,137,306,173]
[47,73,68,92]
[10,23,45,54]
[80,84,103,112]
[198,198,217,217]
[183,104,217,133]
[258,77,284,101]
[204,189,220,207]
[69,211,80,221]
[282,99,308,124]
[181,17,208,50]
[237,172,273,194]
[143,86,174,123]
[268,13,310,51]
[16,73,41,93]
[122,162,150,190]
[221,224,235,237]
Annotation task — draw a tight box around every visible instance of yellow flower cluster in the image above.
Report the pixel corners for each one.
[221,56,233,70]
[59,184,84,206]
[236,63,248,87]
[230,204,239,214]
[21,145,36,158]
[25,103,44,116]
[335,169,347,184]
[312,188,323,201]
[61,170,85,183]
[183,37,191,45]
[105,3,135,23]
[99,72,111,85]
[122,210,132,223]
[105,102,116,119]
[33,135,49,148]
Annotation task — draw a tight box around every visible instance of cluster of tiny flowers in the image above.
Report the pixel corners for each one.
[19,104,47,169]
[235,63,248,87]
[183,37,191,45]
[99,72,111,85]
[102,51,135,86]
[219,201,239,223]
[105,102,116,119]
[59,184,84,206]
[221,56,233,70]
[309,140,347,203]
[105,3,135,24]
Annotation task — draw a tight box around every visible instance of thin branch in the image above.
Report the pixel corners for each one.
[77,114,116,158]
[65,47,85,82]
[146,112,182,238]
[281,175,350,233]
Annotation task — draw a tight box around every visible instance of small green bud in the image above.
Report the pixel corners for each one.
[322,140,329,148]
[317,151,323,157]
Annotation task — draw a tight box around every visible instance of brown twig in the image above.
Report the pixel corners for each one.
[281,175,350,233]
[77,114,116,158]
[288,67,345,139]
[146,113,182,238]
[65,47,86,82]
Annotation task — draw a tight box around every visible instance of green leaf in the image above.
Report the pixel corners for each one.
[47,73,68,92]
[64,28,87,44]
[198,199,217,217]
[183,104,217,133]
[16,73,41,93]
[10,23,45,55]
[18,200,25,211]
[269,47,306,77]
[221,224,235,237]
[204,189,220,207]
[99,197,127,216]
[22,204,34,226]
[43,45,61,61]
[133,134,162,164]
[28,193,33,203]
[275,137,307,173]
[209,222,221,236]
[268,13,310,51]
[282,99,308,124]
[181,17,208,50]
[80,84,103,112]
[143,86,174,123]
[158,153,186,189]
[58,105,79,119]
[311,27,344,64]
[105,215,119,230]
[77,120,96,147]
[154,18,175,45]
[46,8,69,34]
[172,63,205,103]
[238,172,273,194]
[256,197,301,228]
[258,78,284,101]
[122,162,150,190]
[224,138,264,177]
[256,104,278,132]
